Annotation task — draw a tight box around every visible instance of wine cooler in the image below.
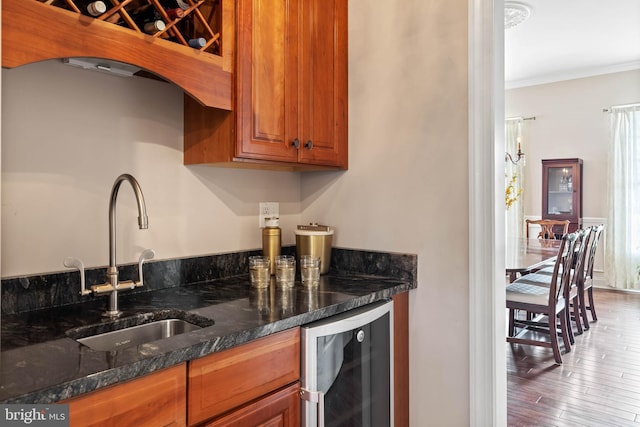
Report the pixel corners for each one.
[301,300,394,427]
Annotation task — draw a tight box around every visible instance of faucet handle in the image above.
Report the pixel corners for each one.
[64,256,90,296]
[137,249,156,287]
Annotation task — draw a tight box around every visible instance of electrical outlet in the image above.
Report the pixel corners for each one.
[259,202,279,227]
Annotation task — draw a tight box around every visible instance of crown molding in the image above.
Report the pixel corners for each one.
[506,60,640,89]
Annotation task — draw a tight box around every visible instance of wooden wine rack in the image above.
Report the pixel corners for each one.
[41,0,222,54]
[2,0,233,109]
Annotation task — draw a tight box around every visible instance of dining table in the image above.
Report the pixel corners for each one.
[505,238,562,282]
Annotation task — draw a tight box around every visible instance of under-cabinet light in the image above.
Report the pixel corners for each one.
[62,57,141,77]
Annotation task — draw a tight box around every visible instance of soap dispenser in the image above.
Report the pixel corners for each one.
[262,217,281,275]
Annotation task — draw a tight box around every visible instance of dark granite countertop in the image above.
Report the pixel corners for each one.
[0,271,414,403]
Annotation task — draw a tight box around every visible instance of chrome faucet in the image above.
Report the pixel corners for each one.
[103,174,150,317]
[64,174,155,318]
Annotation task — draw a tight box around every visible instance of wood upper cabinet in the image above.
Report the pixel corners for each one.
[541,158,583,233]
[184,0,348,170]
[63,364,187,427]
[2,0,233,109]
[234,0,299,164]
[296,0,348,168]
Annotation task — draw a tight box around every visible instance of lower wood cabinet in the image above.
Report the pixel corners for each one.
[63,364,187,427]
[203,382,300,427]
[187,328,301,426]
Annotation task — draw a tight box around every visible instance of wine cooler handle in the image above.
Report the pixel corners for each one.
[318,391,325,427]
[300,388,325,427]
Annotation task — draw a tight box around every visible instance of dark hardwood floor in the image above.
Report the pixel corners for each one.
[508,288,640,427]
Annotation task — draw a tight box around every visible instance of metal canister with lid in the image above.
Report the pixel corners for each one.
[295,223,334,274]
[262,217,281,275]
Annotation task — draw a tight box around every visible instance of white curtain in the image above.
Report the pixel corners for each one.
[505,119,525,239]
[605,104,640,290]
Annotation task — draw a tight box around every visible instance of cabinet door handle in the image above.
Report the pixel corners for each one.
[291,138,300,149]
[304,140,313,150]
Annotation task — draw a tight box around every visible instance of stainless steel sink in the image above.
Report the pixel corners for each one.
[75,318,202,352]
[66,310,214,352]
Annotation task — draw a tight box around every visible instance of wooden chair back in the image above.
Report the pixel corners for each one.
[526,219,570,240]
[573,227,592,288]
[584,224,604,281]
[549,232,579,306]
[582,224,604,325]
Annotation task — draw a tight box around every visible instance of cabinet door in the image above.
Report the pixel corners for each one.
[236,0,299,162]
[298,0,348,168]
[203,383,300,427]
[63,364,186,427]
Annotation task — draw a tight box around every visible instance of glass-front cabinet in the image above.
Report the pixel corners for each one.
[542,158,583,233]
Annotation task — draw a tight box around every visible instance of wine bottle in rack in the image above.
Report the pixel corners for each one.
[188,37,206,48]
[160,0,191,10]
[165,8,185,20]
[129,4,167,34]
[134,4,184,21]
[74,0,108,16]
[142,20,166,34]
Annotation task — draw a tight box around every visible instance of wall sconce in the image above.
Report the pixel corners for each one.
[505,138,525,165]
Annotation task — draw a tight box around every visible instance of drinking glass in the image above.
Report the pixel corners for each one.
[300,255,321,286]
[275,255,296,287]
[249,256,270,288]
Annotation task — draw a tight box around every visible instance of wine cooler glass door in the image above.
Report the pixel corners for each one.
[301,300,394,427]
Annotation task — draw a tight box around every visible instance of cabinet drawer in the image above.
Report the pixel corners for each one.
[203,382,300,427]
[188,328,300,425]
[64,364,187,427]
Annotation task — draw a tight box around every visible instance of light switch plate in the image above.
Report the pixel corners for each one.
[259,202,279,227]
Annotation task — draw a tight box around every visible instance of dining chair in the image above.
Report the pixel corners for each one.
[579,224,604,329]
[506,232,579,364]
[526,219,570,240]
[534,228,591,341]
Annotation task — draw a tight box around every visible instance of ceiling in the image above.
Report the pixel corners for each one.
[504,0,640,89]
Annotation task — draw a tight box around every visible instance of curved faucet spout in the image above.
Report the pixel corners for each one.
[108,173,148,279]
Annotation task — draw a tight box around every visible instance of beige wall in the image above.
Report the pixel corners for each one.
[506,69,640,220]
[2,0,470,424]
[1,60,303,276]
[305,1,470,425]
